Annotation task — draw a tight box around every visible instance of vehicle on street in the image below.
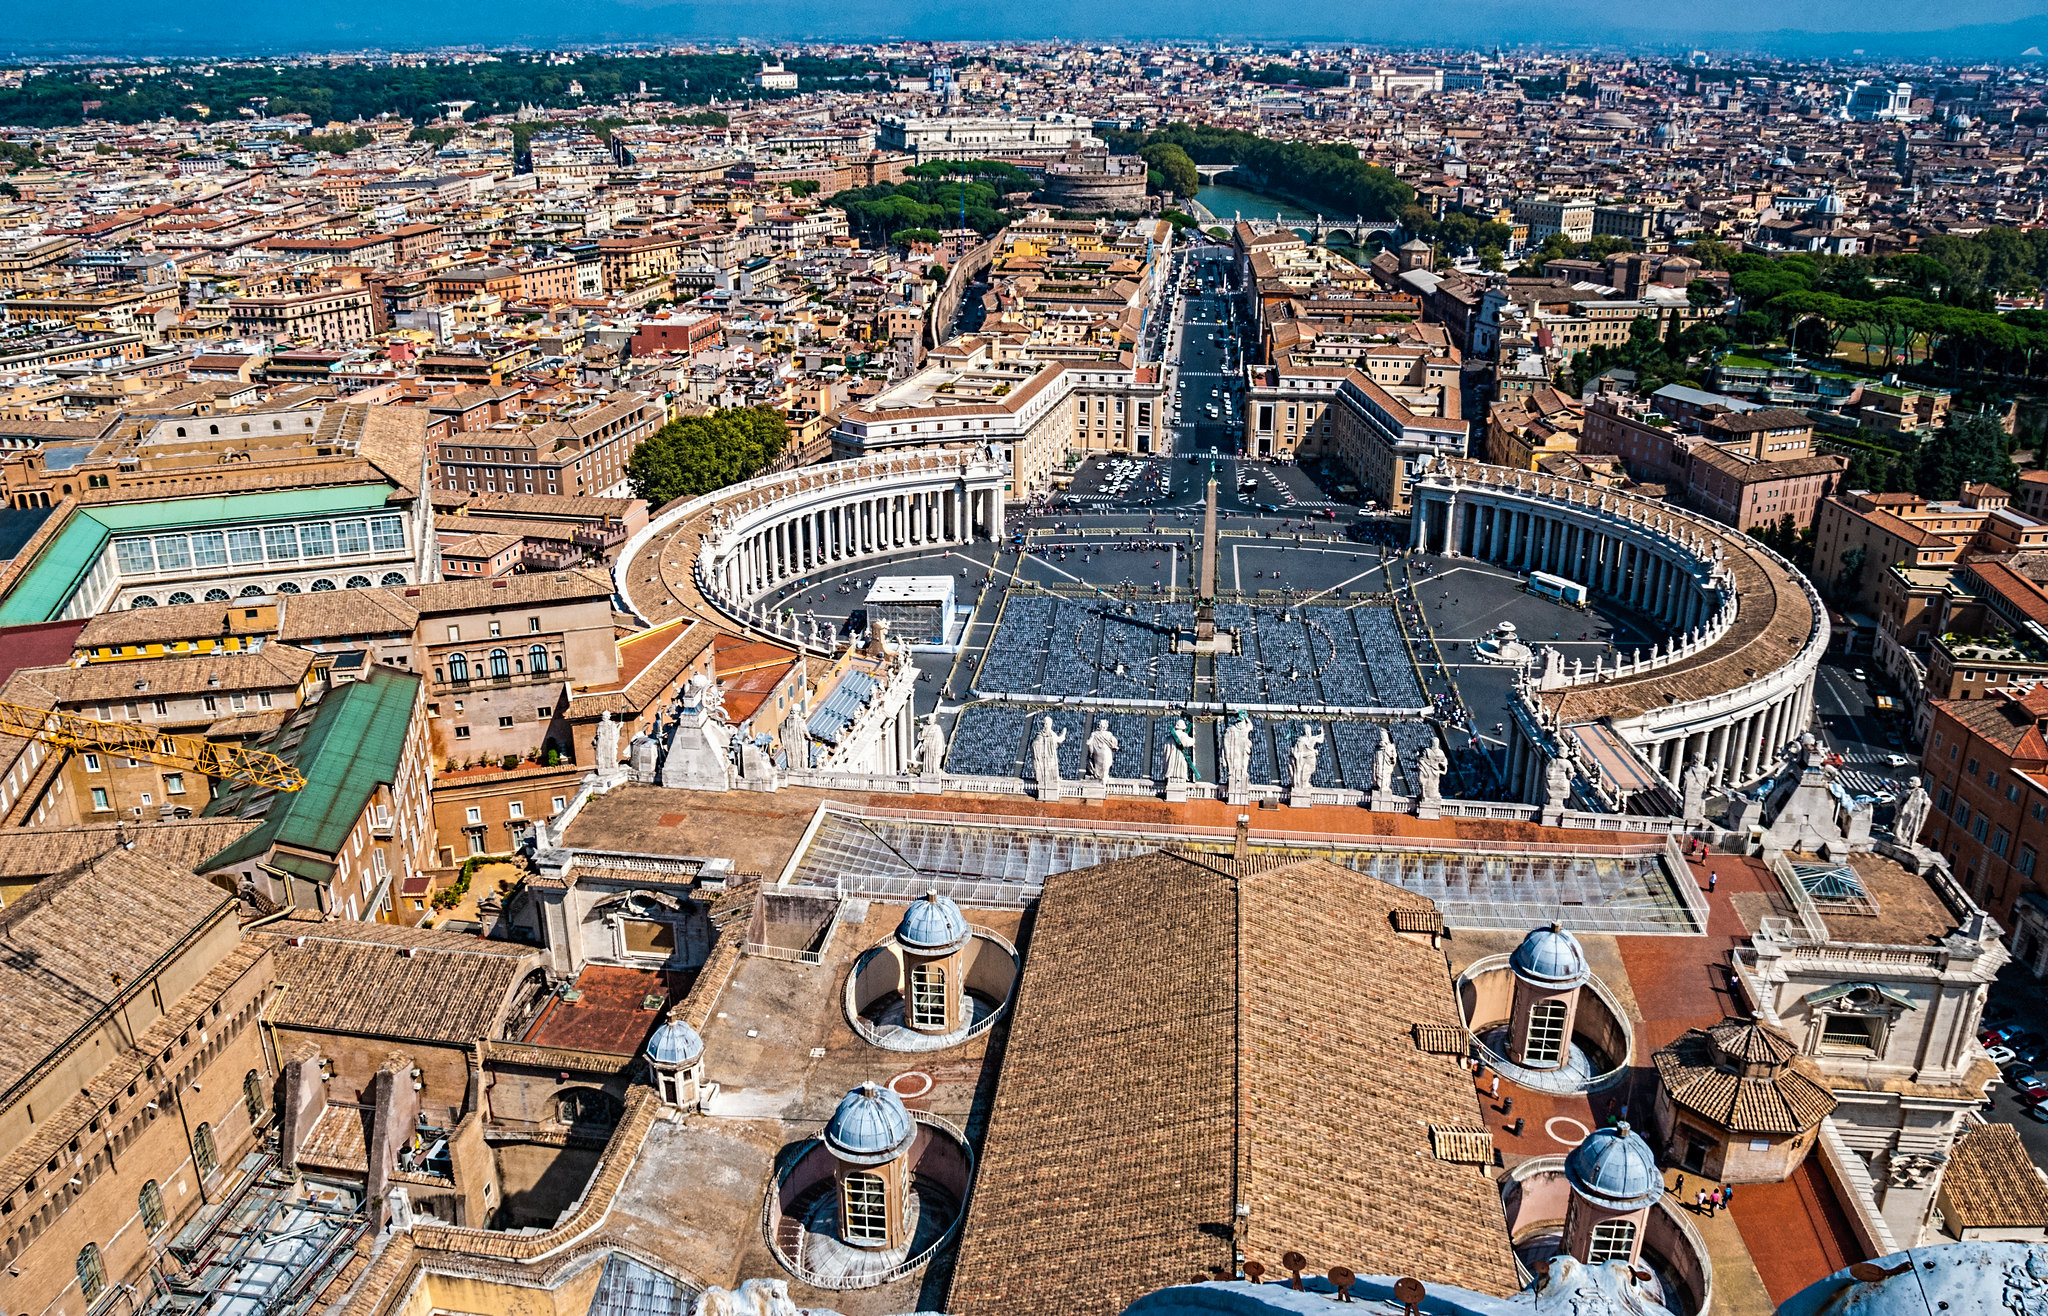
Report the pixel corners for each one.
[1886,753,1912,768]
[1853,668,1867,681]
[1987,1044,2019,1066]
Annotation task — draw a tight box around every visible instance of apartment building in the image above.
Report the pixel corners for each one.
[1811,487,2033,607]
[1245,339,1459,462]
[200,665,433,922]
[833,343,1163,492]
[1326,372,1469,512]
[274,569,620,767]
[1484,386,1584,470]
[1686,448,1845,532]
[1514,195,1595,242]
[4,644,319,821]
[431,392,665,499]
[1917,686,2048,933]
[226,289,376,343]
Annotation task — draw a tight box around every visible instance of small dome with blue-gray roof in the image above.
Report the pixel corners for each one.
[896,890,969,954]
[645,1019,703,1069]
[824,1082,916,1166]
[1564,1121,1662,1212]
[1511,921,1589,989]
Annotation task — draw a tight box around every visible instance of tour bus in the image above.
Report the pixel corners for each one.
[1527,571,1589,607]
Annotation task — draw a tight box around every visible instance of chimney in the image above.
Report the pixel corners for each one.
[1234,814,1250,866]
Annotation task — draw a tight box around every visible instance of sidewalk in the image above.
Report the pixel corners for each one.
[1665,1168,1776,1316]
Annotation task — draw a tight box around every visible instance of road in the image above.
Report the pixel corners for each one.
[1167,244,1247,458]
[1808,656,1916,807]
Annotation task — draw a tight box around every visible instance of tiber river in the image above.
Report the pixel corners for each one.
[1191,180,1372,254]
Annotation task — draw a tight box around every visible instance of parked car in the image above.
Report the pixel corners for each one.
[1983,1022,2028,1045]
[2010,1072,2048,1104]
[1987,1044,2019,1066]
[1853,668,1868,681]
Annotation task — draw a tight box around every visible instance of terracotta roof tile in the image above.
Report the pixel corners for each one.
[948,851,1518,1316]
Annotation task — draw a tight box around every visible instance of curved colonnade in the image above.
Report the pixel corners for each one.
[616,449,1011,653]
[1408,460,1828,806]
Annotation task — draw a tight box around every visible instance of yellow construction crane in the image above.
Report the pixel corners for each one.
[0,700,305,791]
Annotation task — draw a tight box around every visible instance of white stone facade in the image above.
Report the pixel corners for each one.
[1407,460,1828,804]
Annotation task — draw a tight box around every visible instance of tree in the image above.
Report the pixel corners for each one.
[1834,545,1868,599]
[625,407,790,508]
[1915,409,2016,500]
[1139,143,1198,199]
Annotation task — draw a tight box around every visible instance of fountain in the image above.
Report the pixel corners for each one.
[1474,620,1534,667]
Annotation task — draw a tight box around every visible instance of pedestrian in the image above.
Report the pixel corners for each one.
[1674,1173,1685,1199]
[1708,870,1719,894]
[1489,1073,1500,1100]
[1708,1189,1720,1218]
[1696,1188,1709,1215]
[1723,1184,1734,1208]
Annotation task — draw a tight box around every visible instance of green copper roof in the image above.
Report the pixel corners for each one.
[202,667,421,877]
[0,484,396,625]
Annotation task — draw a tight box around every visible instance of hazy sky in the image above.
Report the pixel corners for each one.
[7,0,2045,56]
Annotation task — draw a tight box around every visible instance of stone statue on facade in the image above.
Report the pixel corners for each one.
[1163,717,1196,783]
[1545,755,1572,811]
[693,1278,800,1316]
[1085,718,1119,782]
[916,713,947,777]
[1416,738,1449,805]
[593,710,621,772]
[1893,775,1932,844]
[1680,754,1712,824]
[1371,725,1397,795]
[1288,723,1324,791]
[1222,710,1254,789]
[1031,716,1066,787]
[779,706,808,769]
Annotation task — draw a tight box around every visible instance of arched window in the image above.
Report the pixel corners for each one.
[310,579,337,592]
[275,581,301,594]
[1588,1218,1637,1265]
[130,596,158,609]
[77,1244,106,1301]
[447,653,469,682]
[528,644,550,673]
[489,649,509,677]
[243,1069,265,1122]
[345,575,371,589]
[910,963,948,1029]
[168,592,194,605]
[204,589,230,602]
[175,426,186,437]
[380,572,407,586]
[1524,999,1568,1067]
[192,1122,217,1178]
[840,1171,889,1245]
[237,585,264,598]
[139,1180,165,1234]
[208,424,218,435]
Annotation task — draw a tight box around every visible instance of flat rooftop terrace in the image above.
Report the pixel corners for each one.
[596,899,1018,1314]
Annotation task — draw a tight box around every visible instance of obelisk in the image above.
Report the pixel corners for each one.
[1195,475,1219,642]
